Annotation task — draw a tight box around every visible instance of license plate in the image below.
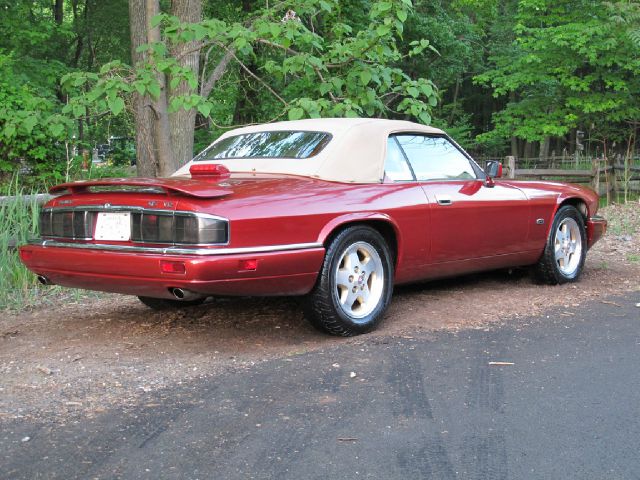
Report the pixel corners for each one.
[94,212,131,241]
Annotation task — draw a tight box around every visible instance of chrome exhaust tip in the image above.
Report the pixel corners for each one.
[169,287,202,301]
[37,275,53,286]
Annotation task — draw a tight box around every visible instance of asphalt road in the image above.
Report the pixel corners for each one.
[2,291,640,480]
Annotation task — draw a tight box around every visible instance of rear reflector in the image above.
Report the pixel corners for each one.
[19,249,33,262]
[239,259,258,271]
[160,260,186,274]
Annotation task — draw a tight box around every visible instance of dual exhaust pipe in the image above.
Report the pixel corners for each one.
[37,275,53,286]
[169,287,203,301]
[36,275,200,303]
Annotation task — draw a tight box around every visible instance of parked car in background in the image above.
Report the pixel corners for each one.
[19,118,606,336]
[93,136,136,166]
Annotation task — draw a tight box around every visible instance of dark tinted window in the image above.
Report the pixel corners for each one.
[196,131,331,160]
[395,135,476,181]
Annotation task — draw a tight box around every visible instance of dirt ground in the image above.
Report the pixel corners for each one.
[1,203,639,423]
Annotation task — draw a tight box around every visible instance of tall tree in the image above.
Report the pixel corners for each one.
[127,0,202,176]
[129,0,158,176]
[67,0,438,177]
[168,0,202,172]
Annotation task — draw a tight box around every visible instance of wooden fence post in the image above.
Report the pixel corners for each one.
[505,156,516,179]
[606,154,616,203]
[591,157,600,194]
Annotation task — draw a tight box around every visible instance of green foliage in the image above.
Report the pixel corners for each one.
[475,0,640,146]
[1,0,638,187]
[0,54,72,178]
[62,0,438,127]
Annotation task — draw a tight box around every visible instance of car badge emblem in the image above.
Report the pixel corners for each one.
[104,203,111,208]
[148,201,157,207]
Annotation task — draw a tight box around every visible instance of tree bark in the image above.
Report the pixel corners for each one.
[129,0,158,177]
[168,0,202,169]
[146,0,175,177]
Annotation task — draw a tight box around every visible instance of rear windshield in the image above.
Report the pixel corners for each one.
[196,131,332,161]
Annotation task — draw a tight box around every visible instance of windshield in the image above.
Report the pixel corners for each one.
[195,131,332,161]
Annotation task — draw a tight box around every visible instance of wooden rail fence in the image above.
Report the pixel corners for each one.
[501,156,640,200]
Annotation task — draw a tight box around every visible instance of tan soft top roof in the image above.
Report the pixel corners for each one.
[174,118,445,183]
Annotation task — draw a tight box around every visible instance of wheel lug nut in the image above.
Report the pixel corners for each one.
[349,275,354,283]
[352,286,357,293]
[354,266,359,273]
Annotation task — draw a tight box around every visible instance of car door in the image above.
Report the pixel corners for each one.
[392,134,530,263]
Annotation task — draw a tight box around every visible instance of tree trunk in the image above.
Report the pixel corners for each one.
[540,136,551,159]
[168,0,202,169]
[129,0,158,177]
[54,0,64,24]
[146,0,175,177]
[509,91,518,157]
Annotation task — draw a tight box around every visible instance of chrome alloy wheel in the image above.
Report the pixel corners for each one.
[554,217,583,277]
[334,241,385,320]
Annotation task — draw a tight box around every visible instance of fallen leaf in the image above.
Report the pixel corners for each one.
[36,366,52,376]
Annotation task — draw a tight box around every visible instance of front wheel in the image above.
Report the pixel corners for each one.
[535,205,587,284]
[304,226,394,336]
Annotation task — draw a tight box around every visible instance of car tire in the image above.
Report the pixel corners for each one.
[304,226,394,336]
[137,296,206,310]
[535,205,587,284]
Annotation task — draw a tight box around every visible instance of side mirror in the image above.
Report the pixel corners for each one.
[485,161,503,179]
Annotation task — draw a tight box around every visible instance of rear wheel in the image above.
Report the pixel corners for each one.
[304,226,394,336]
[535,205,586,284]
[137,296,206,310]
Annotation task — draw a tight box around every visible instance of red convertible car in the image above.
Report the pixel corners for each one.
[19,118,606,335]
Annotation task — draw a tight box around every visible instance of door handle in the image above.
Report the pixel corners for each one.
[435,195,453,206]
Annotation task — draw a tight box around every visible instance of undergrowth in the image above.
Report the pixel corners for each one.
[0,177,41,309]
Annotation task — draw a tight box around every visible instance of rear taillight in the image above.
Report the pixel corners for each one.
[130,211,228,245]
[41,208,228,245]
[40,210,93,240]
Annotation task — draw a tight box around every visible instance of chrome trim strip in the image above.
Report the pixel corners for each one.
[589,215,606,222]
[28,239,323,256]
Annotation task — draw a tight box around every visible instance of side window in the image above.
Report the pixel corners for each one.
[384,137,414,181]
[395,135,477,181]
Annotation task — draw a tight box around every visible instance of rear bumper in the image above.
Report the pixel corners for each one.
[19,242,325,299]
[586,215,607,249]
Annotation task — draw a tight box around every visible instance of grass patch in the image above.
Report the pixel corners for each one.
[0,179,42,309]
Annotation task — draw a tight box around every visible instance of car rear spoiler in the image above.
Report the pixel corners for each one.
[49,177,232,199]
